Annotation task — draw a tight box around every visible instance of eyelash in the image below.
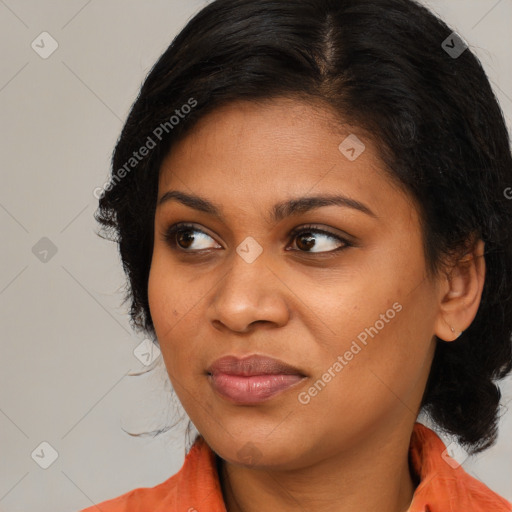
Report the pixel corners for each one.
[162,222,352,255]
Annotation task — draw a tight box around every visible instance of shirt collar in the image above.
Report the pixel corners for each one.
[407,422,511,512]
[178,423,511,512]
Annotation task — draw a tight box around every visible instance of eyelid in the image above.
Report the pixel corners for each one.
[288,224,353,243]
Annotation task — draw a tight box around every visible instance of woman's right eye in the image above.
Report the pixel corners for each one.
[163,223,222,251]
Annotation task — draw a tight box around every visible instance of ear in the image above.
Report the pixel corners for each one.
[434,238,486,342]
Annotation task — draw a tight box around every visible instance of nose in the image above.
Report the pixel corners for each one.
[207,249,290,334]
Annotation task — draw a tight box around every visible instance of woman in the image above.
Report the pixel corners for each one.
[83,0,512,510]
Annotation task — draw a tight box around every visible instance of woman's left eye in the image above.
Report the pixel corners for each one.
[288,226,350,253]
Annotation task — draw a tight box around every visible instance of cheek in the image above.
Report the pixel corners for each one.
[301,261,436,414]
[148,254,200,333]
[317,285,436,422]
[147,257,211,379]
[148,260,187,364]
[147,268,175,339]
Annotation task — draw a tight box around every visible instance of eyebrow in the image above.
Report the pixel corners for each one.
[157,190,377,222]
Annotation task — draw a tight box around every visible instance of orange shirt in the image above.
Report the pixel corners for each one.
[80,423,511,512]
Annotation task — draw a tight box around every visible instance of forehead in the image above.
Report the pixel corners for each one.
[158,98,413,222]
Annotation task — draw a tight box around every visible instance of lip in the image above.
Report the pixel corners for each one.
[207,355,306,404]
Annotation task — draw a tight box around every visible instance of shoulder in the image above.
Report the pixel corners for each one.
[409,423,512,512]
[79,436,226,512]
[79,477,176,512]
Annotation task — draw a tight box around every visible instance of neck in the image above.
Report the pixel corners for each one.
[219,420,417,512]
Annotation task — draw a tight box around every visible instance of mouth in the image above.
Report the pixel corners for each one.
[206,354,307,404]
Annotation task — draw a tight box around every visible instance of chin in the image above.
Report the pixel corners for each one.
[205,429,311,470]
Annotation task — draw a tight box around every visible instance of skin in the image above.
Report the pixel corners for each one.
[147,98,486,512]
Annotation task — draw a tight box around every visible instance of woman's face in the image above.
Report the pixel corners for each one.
[148,98,440,468]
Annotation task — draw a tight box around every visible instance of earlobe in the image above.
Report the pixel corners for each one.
[449,325,463,339]
[434,239,486,342]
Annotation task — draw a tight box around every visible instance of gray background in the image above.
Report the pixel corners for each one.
[0,1,511,510]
